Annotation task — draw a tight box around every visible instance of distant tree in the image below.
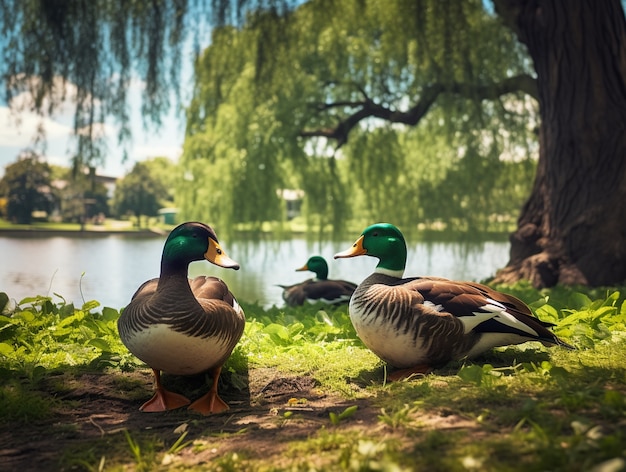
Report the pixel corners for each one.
[112,162,167,228]
[140,157,177,205]
[0,152,54,224]
[52,166,110,224]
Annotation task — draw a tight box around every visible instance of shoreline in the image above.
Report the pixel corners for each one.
[0,227,166,237]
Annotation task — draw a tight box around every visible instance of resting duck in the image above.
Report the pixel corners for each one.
[334,223,574,380]
[117,221,245,414]
[279,256,357,306]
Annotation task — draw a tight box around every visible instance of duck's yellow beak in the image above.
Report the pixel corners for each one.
[334,235,367,259]
[205,239,240,270]
[296,264,309,272]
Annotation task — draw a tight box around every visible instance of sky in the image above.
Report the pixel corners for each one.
[0,77,189,179]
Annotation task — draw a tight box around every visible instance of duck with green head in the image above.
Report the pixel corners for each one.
[280,255,357,306]
[118,222,245,414]
[335,223,573,380]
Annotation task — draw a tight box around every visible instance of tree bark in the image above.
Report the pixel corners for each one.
[492,0,626,287]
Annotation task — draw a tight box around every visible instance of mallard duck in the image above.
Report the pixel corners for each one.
[334,223,574,380]
[279,256,357,306]
[117,221,245,414]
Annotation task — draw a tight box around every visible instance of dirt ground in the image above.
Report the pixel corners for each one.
[0,367,403,471]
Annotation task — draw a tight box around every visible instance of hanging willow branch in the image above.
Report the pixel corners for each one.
[299,74,538,148]
[0,0,290,167]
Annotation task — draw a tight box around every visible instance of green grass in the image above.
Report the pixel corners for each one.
[1,285,626,470]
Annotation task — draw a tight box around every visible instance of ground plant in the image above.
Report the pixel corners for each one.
[0,284,625,471]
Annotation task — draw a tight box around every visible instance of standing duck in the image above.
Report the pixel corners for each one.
[118,221,245,414]
[279,256,357,306]
[334,223,573,380]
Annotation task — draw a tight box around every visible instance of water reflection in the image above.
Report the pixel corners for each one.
[0,233,510,309]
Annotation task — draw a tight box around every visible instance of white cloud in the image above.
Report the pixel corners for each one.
[0,106,73,146]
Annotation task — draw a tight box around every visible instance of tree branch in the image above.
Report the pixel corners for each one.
[299,74,538,148]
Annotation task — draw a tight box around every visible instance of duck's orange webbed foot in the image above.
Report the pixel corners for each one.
[387,364,433,382]
[188,366,229,415]
[188,390,229,415]
[140,368,191,412]
[140,388,191,412]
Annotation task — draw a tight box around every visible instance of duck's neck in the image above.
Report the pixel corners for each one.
[157,256,192,290]
[374,250,407,279]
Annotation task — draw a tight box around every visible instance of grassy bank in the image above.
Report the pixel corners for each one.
[0,217,515,242]
[1,284,625,471]
[0,217,169,234]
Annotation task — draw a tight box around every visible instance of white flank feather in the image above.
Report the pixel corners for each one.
[459,298,539,337]
[423,300,444,312]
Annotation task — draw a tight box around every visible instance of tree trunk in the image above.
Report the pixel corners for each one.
[493,0,626,287]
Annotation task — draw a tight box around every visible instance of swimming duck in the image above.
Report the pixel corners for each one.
[334,223,574,380]
[117,221,245,414]
[279,256,357,306]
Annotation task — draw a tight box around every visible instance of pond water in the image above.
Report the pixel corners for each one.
[0,233,511,310]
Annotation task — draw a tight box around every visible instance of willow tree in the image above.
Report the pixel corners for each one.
[2,0,625,287]
[183,0,537,234]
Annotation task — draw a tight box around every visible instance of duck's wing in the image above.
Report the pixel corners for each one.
[279,279,315,306]
[302,279,357,305]
[402,277,573,348]
[130,278,159,301]
[177,276,245,344]
[281,279,357,306]
[189,276,239,306]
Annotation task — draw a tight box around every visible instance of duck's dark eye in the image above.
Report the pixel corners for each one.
[373,232,379,237]
[217,248,222,255]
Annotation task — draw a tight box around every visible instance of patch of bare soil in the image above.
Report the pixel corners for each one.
[0,367,362,471]
[0,367,476,471]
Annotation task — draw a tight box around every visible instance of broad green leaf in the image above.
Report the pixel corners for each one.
[57,312,86,328]
[263,323,290,338]
[536,304,559,322]
[101,307,120,322]
[0,342,15,356]
[15,310,35,323]
[0,292,9,313]
[82,300,100,312]
[338,405,358,420]
[88,338,111,351]
[457,364,484,386]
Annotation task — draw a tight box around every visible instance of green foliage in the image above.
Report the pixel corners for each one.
[0,381,57,423]
[0,293,136,379]
[490,281,626,347]
[123,430,157,472]
[182,0,538,235]
[329,404,358,425]
[238,303,377,395]
[2,285,626,470]
[0,151,54,224]
[112,160,169,227]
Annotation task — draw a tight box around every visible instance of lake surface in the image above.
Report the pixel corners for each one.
[0,233,511,310]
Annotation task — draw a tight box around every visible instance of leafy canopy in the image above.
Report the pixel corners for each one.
[180,0,538,232]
